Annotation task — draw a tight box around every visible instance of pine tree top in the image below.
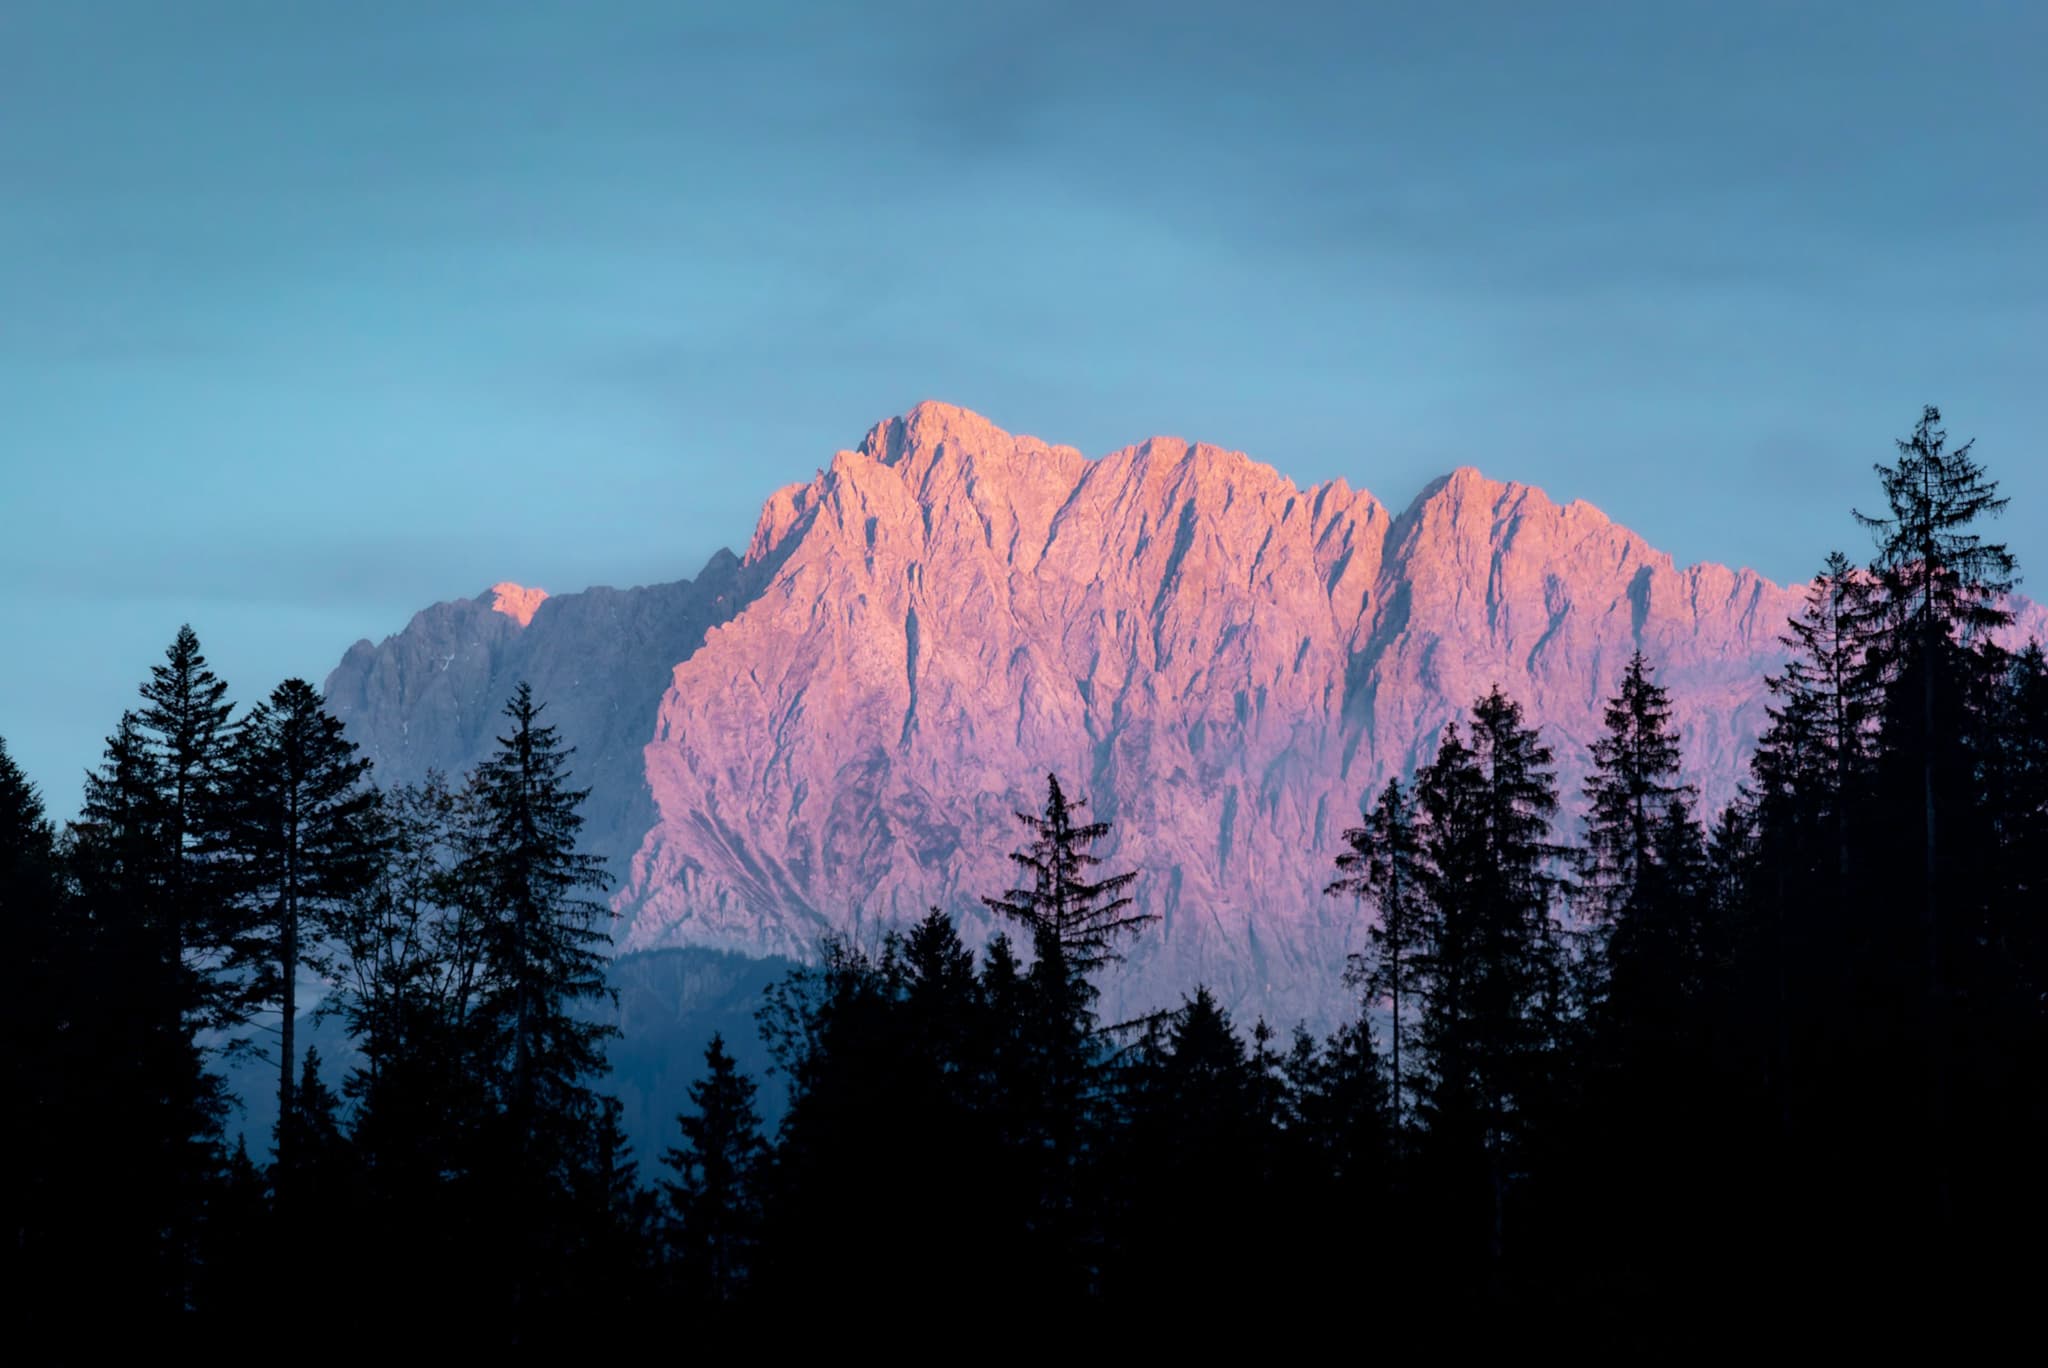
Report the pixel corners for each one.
[1855,405,2018,643]
[982,771,1151,980]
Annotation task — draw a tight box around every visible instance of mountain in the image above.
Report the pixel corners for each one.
[325,401,2043,1026]
[325,553,780,883]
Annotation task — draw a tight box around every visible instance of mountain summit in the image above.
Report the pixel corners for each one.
[323,403,2036,1023]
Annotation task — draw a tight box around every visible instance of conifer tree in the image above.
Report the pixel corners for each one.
[70,707,230,1309]
[1855,407,2016,1228]
[1855,406,2015,940]
[1410,690,1567,1266]
[1329,776,1429,1126]
[274,1047,351,1212]
[1114,988,1265,1300]
[135,624,239,1017]
[983,772,1150,988]
[464,684,615,1199]
[2,736,74,1307]
[1580,653,1691,924]
[326,770,499,1301]
[198,1136,272,1319]
[661,1034,767,1305]
[1286,1014,1391,1193]
[1752,552,1882,879]
[222,678,380,1174]
[1985,645,2048,997]
[1579,653,1710,1032]
[982,773,1147,1293]
[1573,658,1720,1271]
[568,1094,658,1318]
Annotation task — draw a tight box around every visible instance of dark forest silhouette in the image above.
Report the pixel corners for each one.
[5,407,2045,1346]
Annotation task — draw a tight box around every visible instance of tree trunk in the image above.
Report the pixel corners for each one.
[1921,621,1949,1231]
[1391,972,1403,1135]
[278,868,297,1185]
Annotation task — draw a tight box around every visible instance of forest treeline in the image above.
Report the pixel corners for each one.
[5,407,2046,1346]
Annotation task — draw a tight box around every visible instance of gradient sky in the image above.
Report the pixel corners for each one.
[3,1,2044,813]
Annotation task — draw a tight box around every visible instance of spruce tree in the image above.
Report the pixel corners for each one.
[983,772,1150,987]
[71,708,228,1310]
[198,1136,272,1319]
[1741,553,1885,1175]
[1855,407,2015,949]
[1286,1015,1392,1196]
[330,776,481,1096]
[1986,645,2048,998]
[1580,653,1691,925]
[661,1034,767,1306]
[1752,552,1882,880]
[1574,658,1720,1278]
[1410,691,1567,1267]
[568,1094,657,1319]
[1854,406,2016,1229]
[1579,652,1710,1038]
[222,678,380,1177]
[273,1047,352,1216]
[2,736,74,1310]
[463,684,615,1246]
[1113,988,1269,1304]
[328,770,495,1277]
[135,624,239,1019]
[1329,775,1429,1127]
[981,773,1147,1293]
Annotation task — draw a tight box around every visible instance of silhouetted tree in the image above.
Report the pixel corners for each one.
[1580,653,1690,919]
[1330,775,1429,1127]
[983,773,1149,982]
[1580,652,1711,1036]
[1113,988,1271,1304]
[135,624,239,1021]
[1411,690,1567,1270]
[222,678,380,1181]
[2,735,78,1313]
[330,773,486,1147]
[467,684,614,1173]
[197,1136,271,1320]
[71,696,231,1310]
[1753,552,1883,880]
[462,683,616,1333]
[661,1034,766,1306]
[1567,655,1725,1286]
[273,1047,353,1225]
[1286,1013,1392,1199]
[982,773,1148,1295]
[753,935,903,1309]
[323,771,497,1327]
[1855,406,2016,1230]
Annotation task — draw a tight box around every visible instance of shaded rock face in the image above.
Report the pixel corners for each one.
[325,553,763,881]
[327,402,2042,1027]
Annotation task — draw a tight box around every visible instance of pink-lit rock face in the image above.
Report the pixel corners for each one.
[330,402,2047,1027]
[489,582,549,627]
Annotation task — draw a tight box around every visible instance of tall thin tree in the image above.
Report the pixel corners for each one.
[136,624,238,1019]
[661,1034,767,1305]
[465,684,615,1185]
[1854,406,2016,1226]
[222,677,380,1177]
[1329,775,1430,1128]
[983,772,1151,986]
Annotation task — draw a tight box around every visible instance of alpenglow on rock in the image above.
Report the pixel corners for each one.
[323,402,2040,1026]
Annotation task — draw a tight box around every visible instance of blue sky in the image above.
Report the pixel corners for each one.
[3,1,2044,811]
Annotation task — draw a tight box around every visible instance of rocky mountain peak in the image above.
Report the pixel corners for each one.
[486,581,549,627]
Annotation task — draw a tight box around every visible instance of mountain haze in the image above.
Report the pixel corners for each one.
[325,402,2041,1024]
